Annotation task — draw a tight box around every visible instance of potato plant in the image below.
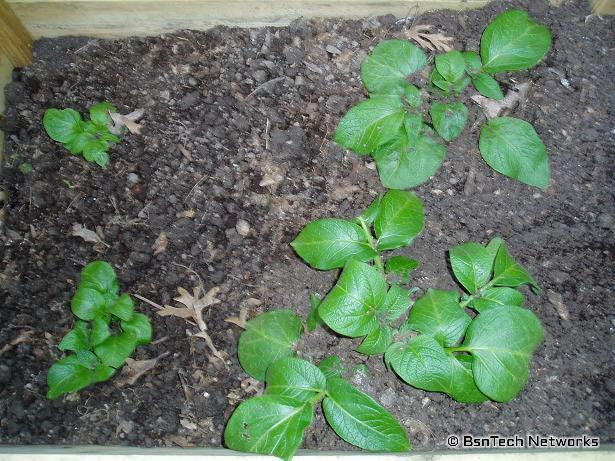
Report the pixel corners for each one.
[43,101,121,167]
[47,261,152,399]
[334,10,552,189]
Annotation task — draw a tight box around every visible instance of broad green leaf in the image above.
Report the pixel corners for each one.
[403,112,423,143]
[435,50,466,82]
[429,68,452,92]
[74,350,100,369]
[485,237,503,264]
[290,218,377,270]
[385,336,487,403]
[374,190,424,251]
[385,256,419,284]
[403,85,422,108]
[429,69,470,96]
[71,287,106,321]
[43,108,83,143]
[83,140,110,167]
[80,261,119,295]
[374,134,445,189]
[323,378,410,452]
[358,195,382,225]
[121,313,152,345]
[46,355,96,399]
[65,131,92,155]
[318,355,344,379]
[463,305,543,402]
[361,40,426,95]
[266,357,326,402]
[238,310,303,381]
[429,102,468,142]
[481,10,551,73]
[58,321,90,352]
[94,332,137,368]
[356,325,392,355]
[224,395,312,461]
[462,51,482,76]
[449,242,493,294]
[380,284,411,321]
[108,293,134,321]
[471,287,525,313]
[93,364,116,383]
[89,101,117,126]
[479,117,549,188]
[472,73,504,100]
[306,293,324,332]
[492,241,539,292]
[90,317,111,347]
[99,132,121,144]
[318,260,386,337]
[406,289,470,346]
[334,97,405,155]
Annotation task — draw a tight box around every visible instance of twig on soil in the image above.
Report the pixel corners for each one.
[245,76,292,100]
[184,174,209,202]
[133,293,164,310]
[65,192,84,213]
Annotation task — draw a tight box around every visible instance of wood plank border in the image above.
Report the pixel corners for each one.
[6,0,489,38]
[592,0,615,14]
[0,0,32,66]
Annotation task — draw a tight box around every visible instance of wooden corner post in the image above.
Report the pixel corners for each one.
[0,0,32,67]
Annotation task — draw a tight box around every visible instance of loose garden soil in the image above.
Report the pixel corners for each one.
[1,0,613,451]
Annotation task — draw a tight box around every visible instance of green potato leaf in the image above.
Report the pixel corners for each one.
[471,72,504,100]
[71,287,106,321]
[463,305,544,402]
[405,289,470,347]
[265,357,327,403]
[90,317,111,347]
[306,293,324,332]
[121,313,152,345]
[89,101,117,126]
[94,332,137,368]
[385,256,419,284]
[108,293,134,321]
[318,355,344,380]
[74,350,100,369]
[46,355,97,399]
[358,195,382,225]
[361,40,426,95]
[435,50,466,83]
[403,112,423,143]
[290,218,377,270]
[429,68,452,92]
[83,140,110,167]
[43,108,83,143]
[356,325,393,355]
[429,101,468,142]
[403,84,422,108]
[385,336,487,403]
[224,395,313,461]
[492,241,539,292]
[318,260,386,337]
[374,134,445,189]
[334,97,405,155]
[380,284,411,321]
[79,261,119,295]
[481,10,551,74]
[65,131,92,155]
[471,287,525,313]
[238,310,303,381]
[323,377,410,452]
[462,51,482,76]
[374,190,424,251]
[479,116,549,188]
[449,242,493,294]
[58,320,90,352]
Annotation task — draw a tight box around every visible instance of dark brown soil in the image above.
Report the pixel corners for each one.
[1,0,613,451]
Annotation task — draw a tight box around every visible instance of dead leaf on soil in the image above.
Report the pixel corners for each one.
[176,209,196,219]
[109,109,145,135]
[401,24,454,52]
[166,434,196,448]
[225,306,249,329]
[71,223,109,247]
[471,82,530,119]
[547,289,571,321]
[116,351,170,387]
[331,183,360,202]
[152,231,169,256]
[0,330,34,357]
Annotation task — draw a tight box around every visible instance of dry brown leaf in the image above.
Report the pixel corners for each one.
[402,24,454,52]
[180,418,198,431]
[225,306,249,329]
[166,434,196,448]
[176,209,196,219]
[71,223,109,247]
[178,144,192,161]
[116,351,170,387]
[109,109,145,135]
[331,184,360,202]
[152,231,169,256]
[471,82,530,119]
[0,330,33,357]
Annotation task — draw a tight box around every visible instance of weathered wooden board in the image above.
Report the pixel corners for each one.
[0,0,32,66]
[592,0,615,14]
[6,0,490,38]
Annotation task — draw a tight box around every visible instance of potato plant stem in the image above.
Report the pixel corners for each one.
[357,216,384,274]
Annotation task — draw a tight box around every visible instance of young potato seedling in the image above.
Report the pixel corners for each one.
[225,191,544,460]
[43,101,121,167]
[47,261,152,399]
[334,9,552,189]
